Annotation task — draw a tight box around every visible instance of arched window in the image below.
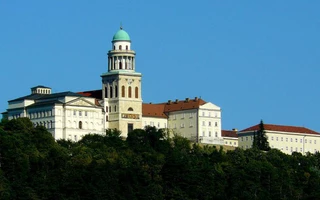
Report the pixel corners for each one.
[125,61,127,69]
[79,121,82,129]
[110,86,113,98]
[119,61,122,69]
[122,86,125,97]
[106,116,108,121]
[126,45,128,50]
[128,107,133,111]
[114,105,117,112]
[135,87,139,98]
[119,45,122,50]
[113,45,115,50]
[115,85,118,97]
[128,86,132,98]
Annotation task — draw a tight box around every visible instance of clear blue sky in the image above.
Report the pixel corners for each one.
[1,1,319,131]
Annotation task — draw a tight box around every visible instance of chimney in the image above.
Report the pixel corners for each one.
[168,100,172,104]
[194,97,198,101]
[185,97,189,102]
[175,99,179,103]
[232,128,238,132]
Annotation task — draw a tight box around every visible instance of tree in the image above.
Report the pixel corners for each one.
[253,120,270,151]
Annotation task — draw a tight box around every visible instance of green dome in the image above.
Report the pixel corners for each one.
[112,28,131,41]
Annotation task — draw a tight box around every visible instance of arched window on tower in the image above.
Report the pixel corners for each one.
[113,45,115,50]
[119,45,122,50]
[79,121,82,129]
[128,107,133,111]
[115,85,118,97]
[135,87,139,98]
[122,86,125,97]
[105,87,108,98]
[126,45,128,50]
[106,116,108,121]
[119,61,122,69]
[128,86,132,98]
[110,86,113,98]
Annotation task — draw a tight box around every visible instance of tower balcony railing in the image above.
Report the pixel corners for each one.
[108,50,135,53]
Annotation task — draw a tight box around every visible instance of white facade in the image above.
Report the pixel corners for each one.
[6,86,105,141]
[238,124,320,155]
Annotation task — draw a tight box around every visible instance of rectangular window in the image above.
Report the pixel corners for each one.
[305,139,307,143]
[295,138,298,143]
[74,110,76,116]
[79,111,82,116]
[208,122,211,126]
[202,121,205,126]
[286,138,288,142]
[85,111,88,116]
[106,107,108,113]
[189,113,193,118]
[241,137,243,141]
[209,131,211,137]
[180,123,185,128]
[291,147,293,152]
[276,137,278,141]
[300,148,303,152]
[291,138,293,142]
[181,113,185,119]
[202,131,205,136]
[202,112,205,116]
[300,139,302,143]
[271,137,274,141]
[281,137,283,141]
[315,140,317,144]
[246,137,248,141]
[157,122,160,128]
[215,122,218,127]
[286,146,288,150]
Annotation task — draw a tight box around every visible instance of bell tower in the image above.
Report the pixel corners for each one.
[101,27,142,137]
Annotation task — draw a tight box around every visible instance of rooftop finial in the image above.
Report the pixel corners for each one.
[120,22,123,30]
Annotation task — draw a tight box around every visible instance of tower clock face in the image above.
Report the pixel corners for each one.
[127,79,133,85]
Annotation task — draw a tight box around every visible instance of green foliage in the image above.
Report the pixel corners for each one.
[1,119,320,199]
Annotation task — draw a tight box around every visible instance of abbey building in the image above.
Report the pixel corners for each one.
[2,27,223,145]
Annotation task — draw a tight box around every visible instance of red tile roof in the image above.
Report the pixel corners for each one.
[142,98,205,118]
[163,98,206,112]
[142,103,167,118]
[222,130,238,138]
[240,124,319,135]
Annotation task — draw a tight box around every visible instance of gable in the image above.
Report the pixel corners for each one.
[66,97,97,107]
[200,102,220,110]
